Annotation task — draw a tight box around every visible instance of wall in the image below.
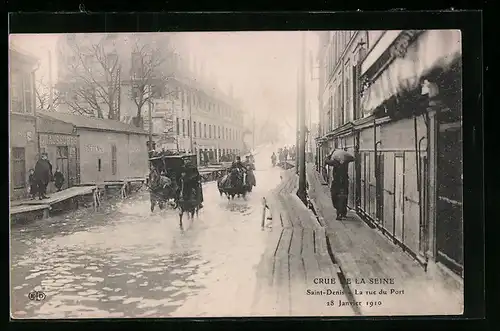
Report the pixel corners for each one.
[10,115,38,199]
[78,130,148,183]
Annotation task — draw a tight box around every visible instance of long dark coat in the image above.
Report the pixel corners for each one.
[34,159,53,185]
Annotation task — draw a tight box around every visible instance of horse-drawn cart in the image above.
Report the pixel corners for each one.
[148,154,203,227]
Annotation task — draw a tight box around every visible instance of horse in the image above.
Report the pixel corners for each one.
[149,168,177,212]
[177,177,201,228]
[217,168,248,200]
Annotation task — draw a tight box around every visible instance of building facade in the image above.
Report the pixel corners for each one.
[39,112,149,184]
[9,48,38,200]
[55,33,245,163]
[316,30,463,278]
[37,114,79,193]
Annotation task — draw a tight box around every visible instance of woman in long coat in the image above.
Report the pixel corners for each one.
[326,158,349,220]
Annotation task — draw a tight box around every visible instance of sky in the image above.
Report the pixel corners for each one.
[9,32,319,142]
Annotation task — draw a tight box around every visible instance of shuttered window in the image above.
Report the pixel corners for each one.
[11,147,26,189]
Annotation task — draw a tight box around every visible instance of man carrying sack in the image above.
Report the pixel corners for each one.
[325,148,354,220]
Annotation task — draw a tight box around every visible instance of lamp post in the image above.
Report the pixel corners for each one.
[148,84,153,150]
[297,31,307,203]
[189,91,194,153]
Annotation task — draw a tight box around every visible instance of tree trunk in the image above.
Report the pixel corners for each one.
[96,108,104,119]
[135,105,144,128]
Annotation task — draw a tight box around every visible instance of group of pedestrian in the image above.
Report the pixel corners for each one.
[28,152,65,200]
[277,145,296,164]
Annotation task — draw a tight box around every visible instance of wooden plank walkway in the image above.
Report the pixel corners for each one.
[10,204,51,217]
[20,186,96,206]
[10,186,98,221]
[252,169,355,316]
[305,164,463,316]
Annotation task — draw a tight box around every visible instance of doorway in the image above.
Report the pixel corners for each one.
[56,146,69,190]
[436,116,463,276]
[394,154,405,242]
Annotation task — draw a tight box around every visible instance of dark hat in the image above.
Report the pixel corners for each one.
[41,152,48,156]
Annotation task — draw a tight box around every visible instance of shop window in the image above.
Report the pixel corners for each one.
[182,119,186,137]
[204,124,207,138]
[209,125,212,139]
[193,121,197,138]
[176,118,180,135]
[11,147,26,189]
[111,144,117,175]
[98,158,102,172]
[199,123,202,138]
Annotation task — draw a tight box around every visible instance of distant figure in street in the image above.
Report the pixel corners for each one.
[53,168,65,192]
[284,147,289,161]
[34,153,53,200]
[329,159,349,220]
[28,169,37,200]
[271,152,277,167]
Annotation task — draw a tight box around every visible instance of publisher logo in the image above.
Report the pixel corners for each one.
[28,290,46,301]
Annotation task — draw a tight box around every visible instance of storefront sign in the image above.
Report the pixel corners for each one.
[39,134,78,147]
[85,144,104,153]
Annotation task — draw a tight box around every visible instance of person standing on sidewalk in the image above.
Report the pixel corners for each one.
[34,152,53,200]
[54,168,65,192]
[328,158,349,220]
[28,169,37,200]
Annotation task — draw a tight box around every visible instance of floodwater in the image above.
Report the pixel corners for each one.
[11,145,283,319]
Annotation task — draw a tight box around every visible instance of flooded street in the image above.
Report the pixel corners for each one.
[11,148,283,318]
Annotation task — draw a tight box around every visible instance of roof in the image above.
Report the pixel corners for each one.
[37,112,149,135]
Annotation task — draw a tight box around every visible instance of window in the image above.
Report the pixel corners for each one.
[225,128,228,140]
[98,158,102,172]
[10,71,34,114]
[193,121,197,138]
[111,144,117,175]
[336,84,343,126]
[11,147,25,189]
[187,120,191,136]
[218,126,221,139]
[182,119,186,137]
[199,122,202,138]
[176,118,180,135]
[204,124,207,138]
[229,129,232,140]
[209,125,212,139]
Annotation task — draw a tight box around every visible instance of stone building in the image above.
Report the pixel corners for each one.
[9,47,38,200]
[316,30,463,278]
[55,33,245,163]
[38,112,149,184]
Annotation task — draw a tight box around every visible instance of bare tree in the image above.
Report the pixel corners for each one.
[129,40,173,128]
[35,76,61,111]
[60,39,121,120]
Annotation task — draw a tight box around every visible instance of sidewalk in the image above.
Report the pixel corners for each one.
[306,164,463,316]
[252,169,356,317]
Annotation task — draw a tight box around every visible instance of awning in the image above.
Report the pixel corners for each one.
[361,30,462,115]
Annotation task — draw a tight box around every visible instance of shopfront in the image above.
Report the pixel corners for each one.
[39,133,79,192]
[357,29,462,274]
